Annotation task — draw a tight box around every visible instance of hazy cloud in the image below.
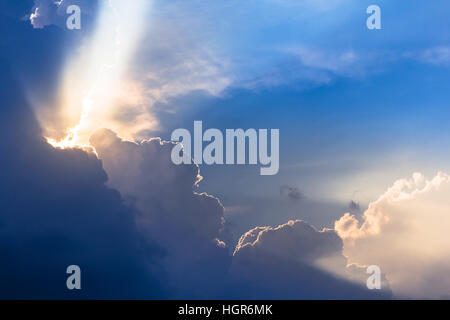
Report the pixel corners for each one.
[280,185,303,201]
[336,172,450,298]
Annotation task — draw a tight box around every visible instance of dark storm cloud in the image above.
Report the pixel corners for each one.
[0,62,168,299]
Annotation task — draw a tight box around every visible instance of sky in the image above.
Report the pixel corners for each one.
[0,0,450,299]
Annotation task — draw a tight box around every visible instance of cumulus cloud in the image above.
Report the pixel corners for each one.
[88,129,392,299]
[2,1,410,299]
[232,220,391,299]
[1,52,230,297]
[0,65,391,299]
[0,62,167,299]
[336,172,450,298]
[29,0,59,28]
[234,220,342,261]
[89,129,231,297]
[90,129,225,245]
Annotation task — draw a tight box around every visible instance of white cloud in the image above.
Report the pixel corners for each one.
[289,46,359,75]
[336,172,450,298]
[122,7,233,122]
[29,0,59,29]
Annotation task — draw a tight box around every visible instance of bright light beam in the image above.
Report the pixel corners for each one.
[46,0,150,149]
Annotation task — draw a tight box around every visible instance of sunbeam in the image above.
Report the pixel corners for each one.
[45,0,151,149]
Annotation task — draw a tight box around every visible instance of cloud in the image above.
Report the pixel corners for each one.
[265,0,346,11]
[0,48,231,298]
[415,47,450,66]
[29,0,98,29]
[0,7,389,297]
[335,172,450,298]
[348,200,361,213]
[289,47,359,75]
[88,129,392,299]
[90,129,225,245]
[116,7,232,137]
[28,0,232,144]
[89,129,231,297]
[1,49,231,297]
[280,185,303,201]
[30,0,450,147]
[7,1,441,299]
[0,61,167,299]
[232,220,391,299]
[234,220,342,260]
[0,55,392,299]
[29,0,59,28]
